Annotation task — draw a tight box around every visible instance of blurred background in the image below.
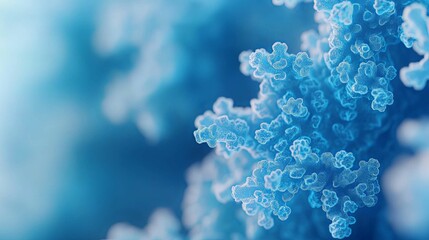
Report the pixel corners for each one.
[0,1,314,239]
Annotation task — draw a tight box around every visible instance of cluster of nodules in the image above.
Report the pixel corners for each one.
[193,0,429,239]
[109,1,429,240]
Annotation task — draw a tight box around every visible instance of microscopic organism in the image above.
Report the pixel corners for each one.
[194,0,429,238]
[108,0,429,239]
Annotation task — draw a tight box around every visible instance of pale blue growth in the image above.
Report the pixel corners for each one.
[194,98,253,155]
[278,97,309,118]
[384,119,429,239]
[371,88,394,112]
[313,0,400,112]
[105,0,429,239]
[373,0,396,19]
[330,1,354,26]
[400,55,429,90]
[190,0,423,237]
[231,151,380,239]
[334,150,355,169]
[195,38,385,238]
[401,4,429,55]
[400,3,429,90]
[182,150,333,240]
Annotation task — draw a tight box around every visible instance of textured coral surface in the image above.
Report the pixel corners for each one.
[108,0,429,239]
